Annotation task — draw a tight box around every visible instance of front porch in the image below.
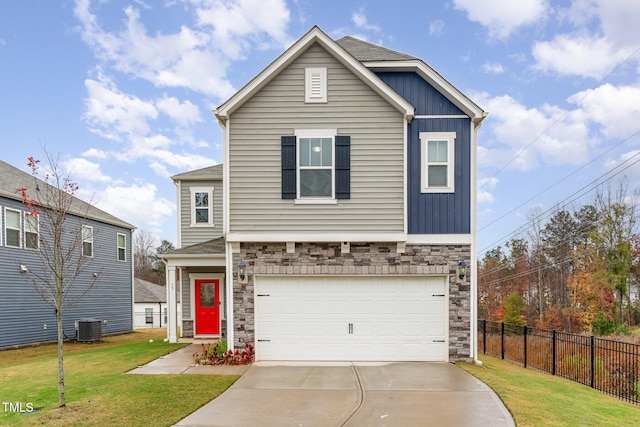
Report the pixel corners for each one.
[162,237,227,343]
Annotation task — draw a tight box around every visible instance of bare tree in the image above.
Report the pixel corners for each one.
[134,229,157,281]
[17,154,99,408]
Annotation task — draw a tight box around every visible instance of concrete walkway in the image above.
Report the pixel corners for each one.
[127,343,250,376]
[130,344,514,427]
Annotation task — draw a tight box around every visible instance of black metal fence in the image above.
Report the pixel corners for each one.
[478,319,640,404]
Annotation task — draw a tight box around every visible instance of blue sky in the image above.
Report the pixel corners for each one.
[1,0,639,253]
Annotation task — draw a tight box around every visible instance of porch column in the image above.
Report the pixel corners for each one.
[167,264,178,343]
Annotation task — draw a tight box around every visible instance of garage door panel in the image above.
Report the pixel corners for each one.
[255,276,448,361]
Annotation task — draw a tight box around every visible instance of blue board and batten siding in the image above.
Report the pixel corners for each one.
[377,71,471,234]
[0,195,133,348]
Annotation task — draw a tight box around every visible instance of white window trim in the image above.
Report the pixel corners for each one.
[295,129,336,200]
[420,132,456,193]
[4,208,21,248]
[190,186,214,227]
[305,67,327,103]
[117,232,126,262]
[24,213,39,251]
[82,225,94,258]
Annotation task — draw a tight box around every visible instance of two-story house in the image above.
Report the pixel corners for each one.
[165,26,486,362]
[0,160,135,348]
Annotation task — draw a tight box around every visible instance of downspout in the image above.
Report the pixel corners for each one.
[159,302,162,328]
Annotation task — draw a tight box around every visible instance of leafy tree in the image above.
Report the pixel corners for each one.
[502,292,526,325]
[17,154,98,408]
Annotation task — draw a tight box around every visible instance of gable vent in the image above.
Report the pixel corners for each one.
[305,67,327,103]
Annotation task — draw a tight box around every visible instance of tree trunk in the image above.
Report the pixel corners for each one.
[56,307,65,408]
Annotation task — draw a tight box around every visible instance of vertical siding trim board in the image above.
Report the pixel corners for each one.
[335,135,350,199]
[281,136,297,199]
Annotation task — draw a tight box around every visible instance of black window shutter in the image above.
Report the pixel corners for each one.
[335,135,350,199]
[281,136,297,199]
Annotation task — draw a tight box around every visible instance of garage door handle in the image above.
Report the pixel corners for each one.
[348,323,353,334]
[257,294,270,297]
[433,339,445,342]
[432,294,445,297]
[258,339,271,342]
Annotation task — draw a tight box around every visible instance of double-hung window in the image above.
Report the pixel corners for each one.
[145,308,153,325]
[25,213,39,250]
[420,132,456,193]
[5,208,21,248]
[82,225,93,257]
[117,233,126,261]
[190,187,214,226]
[297,130,335,199]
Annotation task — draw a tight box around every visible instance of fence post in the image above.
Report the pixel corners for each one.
[590,335,595,388]
[501,322,505,360]
[523,325,528,368]
[552,329,556,376]
[482,320,487,355]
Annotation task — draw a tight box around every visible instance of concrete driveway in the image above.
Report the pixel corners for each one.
[174,361,514,427]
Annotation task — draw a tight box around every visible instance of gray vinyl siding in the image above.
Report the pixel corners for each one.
[0,196,133,348]
[228,43,405,233]
[179,179,223,247]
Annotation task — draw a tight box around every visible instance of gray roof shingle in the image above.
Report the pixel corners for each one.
[171,164,223,181]
[0,160,135,229]
[336,36,418,62]
[134,278,166,303]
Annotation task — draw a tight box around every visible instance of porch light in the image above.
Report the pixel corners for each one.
[237,260,248,284]
[20,264,28,273]
[457,259,467,281]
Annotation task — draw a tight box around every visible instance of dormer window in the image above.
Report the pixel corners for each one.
[305,67,327,103]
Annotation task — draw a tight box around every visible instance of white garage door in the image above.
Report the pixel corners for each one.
[254,276,448,362]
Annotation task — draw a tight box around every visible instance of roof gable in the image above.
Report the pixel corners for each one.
[215,26,415,123]
[171,164,223,181]
[337,36,486,124]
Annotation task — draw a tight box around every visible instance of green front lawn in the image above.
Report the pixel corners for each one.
[458,355,640,427]
[0,329,238,426]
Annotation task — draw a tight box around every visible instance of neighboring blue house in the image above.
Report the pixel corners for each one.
[165,26,486,363]
[0,160,135,348]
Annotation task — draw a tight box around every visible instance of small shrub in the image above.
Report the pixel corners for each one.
[591,312,615,336]
[194,339,254,365]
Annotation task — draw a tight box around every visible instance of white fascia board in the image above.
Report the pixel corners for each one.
[226,232,407,243]
[214,26,415,124]
[363,60,487,124]
[405,234,473,245]
[162,254,226,268]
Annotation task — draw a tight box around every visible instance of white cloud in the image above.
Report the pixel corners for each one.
[156,96,202,128]
[532,34,634,79]
[429,20,445,37]
[193,0,292,58]
[532,1,640,79]
[568,84,640,139]
[453,0,548,40]
[91,182,175,233]
[63,158,111,183]
[482,62,505,74]
[74,0,291,99]
[474,91,592,171]
[478,176,498,204]
[352,10,381,32]
[84,74,157,140]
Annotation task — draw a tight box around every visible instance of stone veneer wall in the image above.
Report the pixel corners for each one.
[232,242,471,361]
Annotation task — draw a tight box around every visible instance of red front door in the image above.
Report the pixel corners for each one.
[195,279,220,335]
